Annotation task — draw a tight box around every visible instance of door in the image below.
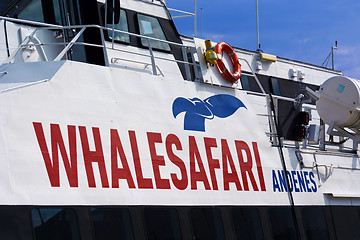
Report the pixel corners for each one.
[55,0,105,65]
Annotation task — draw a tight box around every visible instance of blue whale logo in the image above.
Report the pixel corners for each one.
[172,94,247,132]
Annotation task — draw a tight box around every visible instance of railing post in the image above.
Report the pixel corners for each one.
[147,38,158,76]
[99,28,109,66]
[54,27,86,61]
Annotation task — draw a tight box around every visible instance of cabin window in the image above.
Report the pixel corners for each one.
[31,208,80,240]
[231,207,264,240]
[240,75,250,91]
[17,0,44,22]
[190,207,225,240]
[240,74,271,94]
[107,9,130,43]
[271,77,281,96]
[137,14,170,51]
[143,207,182,240]
[91,208,134,240]
[301,207,329,240]
[269,207,297,240]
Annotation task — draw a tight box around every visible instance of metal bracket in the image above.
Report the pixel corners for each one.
[326,120,359,152]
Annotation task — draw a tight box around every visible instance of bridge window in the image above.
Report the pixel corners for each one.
[231,207,264,240]
[271,77,281,96]
[17,0,44,22]
[31,208,80,240]
[144,207,182,240]
[91,208,134,240]
[137,14,170,51]
[240,75,250,91]
[190,207,225,240]
[107,9,130,43]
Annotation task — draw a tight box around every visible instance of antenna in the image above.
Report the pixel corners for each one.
[194,0,197,37]
[256,0,261,51]
[200,8,203,38]
[321,41,338,70]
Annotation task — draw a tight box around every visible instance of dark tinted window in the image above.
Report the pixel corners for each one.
[52,0,62,25]
[269,207,297,240]
[301,207,329,240]
[231,207,264,240]
[190,207,225,240]
[271,77,281,96]
[31,208,80,240]
[331,206,360,240]
[17,0,44,22]
[241,73,319,101]
[0,207,32,239]
[0,0,12,14]
[243,74,269,93]
[144,207,182,240]
[91,208,134,240]
[240,75,250,90]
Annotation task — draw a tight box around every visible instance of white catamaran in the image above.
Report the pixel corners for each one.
[0,0,359,239]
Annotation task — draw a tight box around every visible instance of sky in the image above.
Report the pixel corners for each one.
[167,0,360,79]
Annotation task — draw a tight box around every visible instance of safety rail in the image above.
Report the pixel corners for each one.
[111,57,164,77]
[0,16,201,81]
[238,57,266,94]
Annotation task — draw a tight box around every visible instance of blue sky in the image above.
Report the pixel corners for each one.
[167,0,360,79]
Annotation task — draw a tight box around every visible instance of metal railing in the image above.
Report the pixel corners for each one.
[0,16,201,81]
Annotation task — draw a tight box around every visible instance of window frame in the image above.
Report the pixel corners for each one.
[105,8,131,44]
[136,12,171,52]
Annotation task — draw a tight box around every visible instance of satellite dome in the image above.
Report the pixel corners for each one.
[317,76,360,129]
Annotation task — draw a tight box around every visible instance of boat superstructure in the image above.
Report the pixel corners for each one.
[0,0,359,239]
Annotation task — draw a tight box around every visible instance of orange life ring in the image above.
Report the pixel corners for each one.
[214,41,241,82]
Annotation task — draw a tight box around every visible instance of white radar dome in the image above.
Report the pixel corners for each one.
[316,76,360,129]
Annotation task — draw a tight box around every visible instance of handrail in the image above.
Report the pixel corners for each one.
[54,27,86,61]
[111,57,164,76]
[3,28,39,64]
[0,17,189,49]
[0,16,61,28]
[168,8,195,18]
[0,17,186,48]
[238,57,266,94]
[0,17,201,79]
